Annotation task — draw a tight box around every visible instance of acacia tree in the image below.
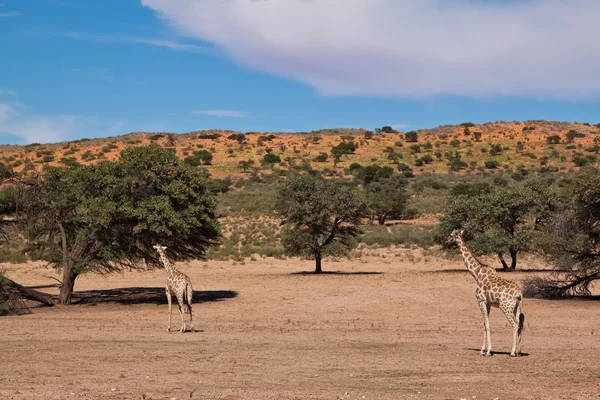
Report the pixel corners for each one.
[529,168,600,296]
[22,146,221,304]
[277,175,368,273]
[439,179,554,270]
[365,174,409,225]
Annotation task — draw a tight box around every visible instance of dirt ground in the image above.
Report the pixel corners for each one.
[1,250,599,400]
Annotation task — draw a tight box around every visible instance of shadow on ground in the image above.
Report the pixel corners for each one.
[291,271,384,276]
[431,268,556,274]
[464,347,530,357]
[72,287,238,305]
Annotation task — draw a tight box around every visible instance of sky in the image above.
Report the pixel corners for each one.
[1,0,600,145]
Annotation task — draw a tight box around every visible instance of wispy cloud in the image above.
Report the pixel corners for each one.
[143,0,600,99]
[66,31,211,53]
[0,91,79,144]
[192,110,249,118]
[0,11,21,17]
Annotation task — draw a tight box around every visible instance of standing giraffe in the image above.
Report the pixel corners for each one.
[152,244,194,332]
[448,229,524,356]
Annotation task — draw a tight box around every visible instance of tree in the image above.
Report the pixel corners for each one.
[405,131,418,142]
[439,179,554,270]
[355,165,394,186]
[331,141,357,166]
[277,175,368,273]
[238,160,254,172]
[262,153,281,164]
[365,175,409,225]
[21,146,221,304]
[530,168,600,296]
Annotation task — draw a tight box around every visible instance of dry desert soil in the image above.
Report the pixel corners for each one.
[1,250,600,400]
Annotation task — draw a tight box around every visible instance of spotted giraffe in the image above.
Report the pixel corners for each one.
[449,229,525,356]
[153,244,194,332]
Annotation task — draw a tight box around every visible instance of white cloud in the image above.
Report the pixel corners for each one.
[0,11,21,17]
[0,95,79,144]
[142,0,600,99]
[192,109,249,118]
[66,31,211,53]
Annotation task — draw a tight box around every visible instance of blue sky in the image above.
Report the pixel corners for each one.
[1,0,600,144]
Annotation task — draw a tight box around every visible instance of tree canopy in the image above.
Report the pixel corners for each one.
[21,146,221,304]
[277,175,368,273]
[439,179,554,270]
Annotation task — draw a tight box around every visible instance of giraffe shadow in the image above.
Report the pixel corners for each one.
[432,268,555,274]
[463,347,530,357]
[291,271,384,276]
[72,287,237,305]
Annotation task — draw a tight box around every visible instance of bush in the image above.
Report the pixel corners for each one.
[405,131,418,142]
[546,135,561,144]
[313,153,328,162]
[262,153,281,164]
[484,160,500,169]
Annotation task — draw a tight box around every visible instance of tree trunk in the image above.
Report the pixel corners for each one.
[315,254,323,274]
[59,265,77,305]
[377,215,386,225]
[1,276,55,306]
[509,248,518,271]
[57,220,77,305]
[498,252,509,270]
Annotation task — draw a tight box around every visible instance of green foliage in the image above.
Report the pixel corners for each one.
[546,135,561,144]
[405,131,418,142]
[460,122,475,128]
[262,153,282,164]
[184,150,213,166]
[59,157,81,167]
[397,163,414,178]
[198,133,221,140]
[277,175,368,273]
[355,164,394,186]
[530,168,600,296]
[313,153,328,162]
[484,160,500,169]
[380,126,395,133]
[439,179,555,270]
[238,160,255,172]
[227,133,247,143]
[365,174,409,224]
[565,130,586,143]
[21,146,221,304]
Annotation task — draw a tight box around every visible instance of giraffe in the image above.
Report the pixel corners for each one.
[152,244,194,333]
[448,229,525,357]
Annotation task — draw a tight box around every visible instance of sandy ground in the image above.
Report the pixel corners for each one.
[1,250,600,400]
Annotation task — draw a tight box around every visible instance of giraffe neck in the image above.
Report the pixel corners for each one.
[455,235,486,283]
[158,251,177,276]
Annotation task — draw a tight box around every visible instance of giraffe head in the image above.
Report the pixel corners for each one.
[448,228,465,244]
[153,244,169,260]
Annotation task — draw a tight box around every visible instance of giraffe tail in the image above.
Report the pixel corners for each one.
[185,282,193,307]
[515,294,525,334]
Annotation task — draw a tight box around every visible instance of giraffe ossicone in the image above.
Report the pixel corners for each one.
[449,229,525,357]
[153,243,194,333]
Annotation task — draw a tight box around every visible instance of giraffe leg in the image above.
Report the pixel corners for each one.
[176,295,186,333]
[165,288,172,332]
[186,284,194,332]
[504,300,522,357]
[500,302,519,357]
[478,301,492,356]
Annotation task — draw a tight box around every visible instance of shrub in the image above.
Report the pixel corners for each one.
[262,153,281,164]
[546,135,561,144]
[484,160,500,169]
[313,153,328,162]
[405,131,418,142]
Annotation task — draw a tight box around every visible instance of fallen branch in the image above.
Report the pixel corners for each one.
[0,275,56,306]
